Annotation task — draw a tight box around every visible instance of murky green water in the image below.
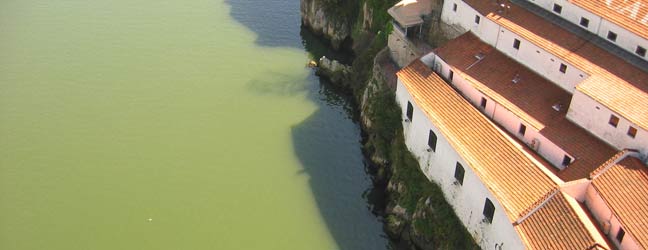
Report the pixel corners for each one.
[0,0,387,249]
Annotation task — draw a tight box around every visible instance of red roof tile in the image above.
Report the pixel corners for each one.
[462,0,648,131]
[397,60,557,220]
[515,191,611,250]
[434,32,618,182]
[591,156,648,249]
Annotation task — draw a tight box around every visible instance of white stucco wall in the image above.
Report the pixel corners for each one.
[441,0,589,93]
[432,55,573,170]
[585,185,641,250]
[529,0,648,61]
[494,28,588,93]
[597,19,648,59]
[567,90,648,160]
[395,79,525,249]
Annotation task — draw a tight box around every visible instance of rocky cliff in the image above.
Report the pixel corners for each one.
[300,0,353,50]
[306,0,480,248]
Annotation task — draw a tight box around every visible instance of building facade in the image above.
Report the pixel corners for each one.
[389,0,648,249]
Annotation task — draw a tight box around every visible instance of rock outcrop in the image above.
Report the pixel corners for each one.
[301,0,352,50]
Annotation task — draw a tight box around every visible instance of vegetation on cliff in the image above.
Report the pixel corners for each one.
[305,0,480,248]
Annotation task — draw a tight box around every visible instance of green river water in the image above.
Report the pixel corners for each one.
[0,0,388,249]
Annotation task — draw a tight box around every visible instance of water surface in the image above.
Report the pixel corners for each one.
[0,0,387,249]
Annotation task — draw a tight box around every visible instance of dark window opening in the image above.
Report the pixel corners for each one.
[474,15,480,24]
[628,126,637,138]
[562,155,572,166]
[636,46,647,57]
[453,3,457,12]
[480,97,487,109]
[609,115,619,127]
[607,31,618,42]
[406,102,414,121]
[449,70,454,81]
[559,63,567,73]
[483,198,495,223]
[580,17,589,27]
[428,130,437,152]
[519,124,527,136]
[454,162,465,185]
[553,4,562,14]
[513,39,521,49]
[616,228,625,243]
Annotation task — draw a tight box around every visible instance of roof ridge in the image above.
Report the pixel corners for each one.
[514,187,559,225]
[589,149,640,179]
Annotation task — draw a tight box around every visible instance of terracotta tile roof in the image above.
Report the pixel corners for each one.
[515,191,611,250]
[570,0,648,41]
[591,156,648,249]
[540,117,617,182]
[434,32,571,130]
[462,0,648,131]
[433,32,618,182]
[397,60,558,220]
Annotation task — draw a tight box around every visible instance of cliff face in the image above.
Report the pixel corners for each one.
[300,0,352,50]
[304,0,479,248]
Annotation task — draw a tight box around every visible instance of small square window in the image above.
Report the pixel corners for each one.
[559,63,567,73]
[513,39,521,50]
[454,162,465,185]
[607,31,617,42]
[519,124,527,136]
[428,130,437,152]
[628,126,637,138]
[553,4,562,14]
[617,228,625,243]
[480,97,487,109]
[474,15,480,24]
[636,46,647,57]
[406,101,414,121]
[483,198,495,223]
[453,3,457,12]
[580,17,589,27]
[562,155,572,166]
[609,115,619,127]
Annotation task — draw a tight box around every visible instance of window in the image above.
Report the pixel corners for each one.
[580,17,589,28]
[406,102,413,121]
[483,198,495,223]
[449,70,454,81]
[480,97,487,109]
[519,124,527,136]
[609,115,619,127]
[474,15,480,24]
[628,126,637,138]
[559,63,567,73]
[562,155,572,166]
[636,46,647,57]
[553,4,562,14]
[454,163,465,185]
[617,228,625,243]
[453,3,457,12]
[428,130,437,152]
[607,31,618,42]
[513,39,521,50]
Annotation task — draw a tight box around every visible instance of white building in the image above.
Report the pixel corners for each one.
[439,0,648,161]
[396,60,611,249]
[389,0,648,249]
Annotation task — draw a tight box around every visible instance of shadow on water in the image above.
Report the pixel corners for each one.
[224,0,354,64]
[224,0,303,48]
[226,1,389,249]
[290,74,389,250]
